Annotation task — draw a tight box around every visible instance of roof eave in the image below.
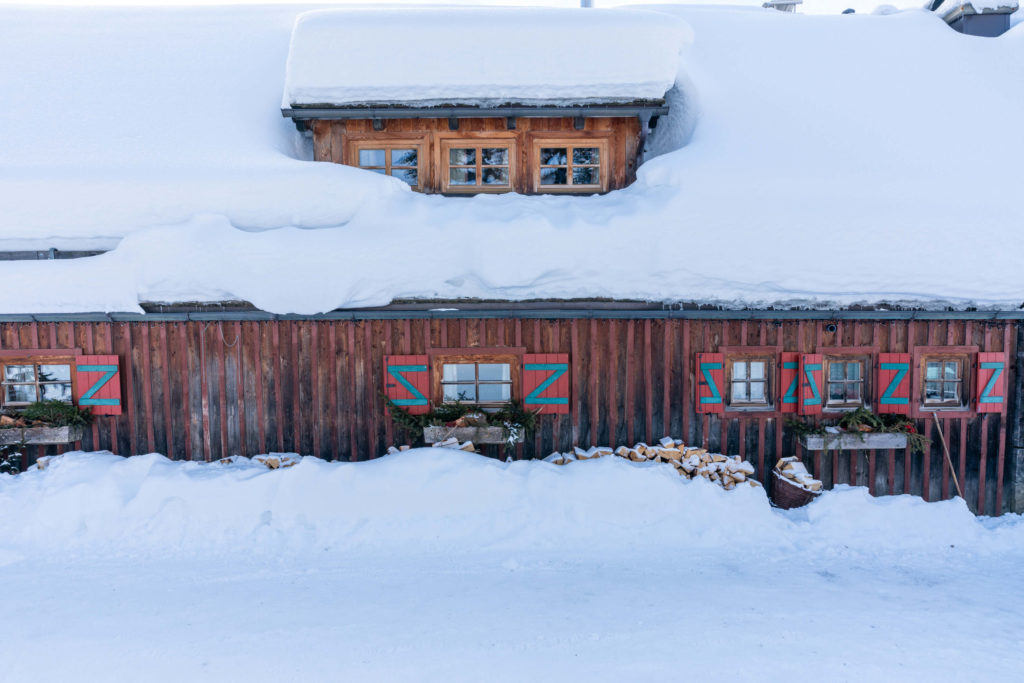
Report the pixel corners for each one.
[281,103,670,121]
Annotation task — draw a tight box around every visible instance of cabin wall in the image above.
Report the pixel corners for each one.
[0,317,1016,515]
[311,116,641,192]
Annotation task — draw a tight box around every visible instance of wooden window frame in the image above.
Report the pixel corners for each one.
[718,348,779,413]
[348,139,426,190]
[823,352,872,412]
[430,351,522,408]
[439,139,516,194]
[531,137,610,193]
[911,346,977,417]
[0,350,79,408]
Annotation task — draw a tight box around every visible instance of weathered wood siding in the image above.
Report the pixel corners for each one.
[0,318,1015,515]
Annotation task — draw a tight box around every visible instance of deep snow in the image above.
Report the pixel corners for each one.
[1,449,1023,682]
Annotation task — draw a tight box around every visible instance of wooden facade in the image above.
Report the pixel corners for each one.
[1,315,1018,516]
[310,116,643,193]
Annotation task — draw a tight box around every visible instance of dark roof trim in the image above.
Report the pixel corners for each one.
[282,104,669,121]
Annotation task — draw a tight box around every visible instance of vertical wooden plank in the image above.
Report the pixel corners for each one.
[942,418,952,500]
[662,321,672,439]
[570,320,581,446]
[101,323,119,455]
[608,320,619,447]
[514,319,524,459]
[80,323,101,451]
[217,322,229,460]
[291,323,303,454]
[978,415,989,514]
[347,323,358,461]
[123,323,138,456]
[176,324,192,460]
[958,417,968,502]
[199,324,211,462]
[328,323,338,460]
[159,325,174,458]
[233,321,246,457]
[757,419,765,480]
[590,319,599,445]
[644,320,653,443]
[533,320,542,457]
[738,417,746,460]
[868,451,876,495]
[625,320,635,445]
[252,322,266,455]
[995,324,1011,513]
[682,320,691,445]
[139,324,156,453]
[364,321,378,458]
[312,322,322,458]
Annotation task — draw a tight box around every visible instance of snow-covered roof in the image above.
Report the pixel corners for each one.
[933,0,1019,20]
[282,8,688,108]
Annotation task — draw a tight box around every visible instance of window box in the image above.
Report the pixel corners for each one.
[0,425,84,446]
[799,432,908,451]
[423,425,523,445]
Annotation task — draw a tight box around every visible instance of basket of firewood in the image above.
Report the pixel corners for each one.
[770,457,823,510]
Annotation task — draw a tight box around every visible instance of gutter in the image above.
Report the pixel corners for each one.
[282,104,669,123]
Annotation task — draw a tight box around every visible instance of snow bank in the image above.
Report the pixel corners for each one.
[284,7,687,107]
[1,449,1021,560]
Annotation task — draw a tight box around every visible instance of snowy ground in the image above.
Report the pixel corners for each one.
[2,450,1023,682]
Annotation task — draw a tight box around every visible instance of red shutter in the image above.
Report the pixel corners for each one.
[523,353,569,415]
[74,355,122,416]
[875,353,911,415]
[779,352,800,414]
[696,353,724,414]
[976,352,1008,414]
[798,354,823,416]
[383,355,430,415]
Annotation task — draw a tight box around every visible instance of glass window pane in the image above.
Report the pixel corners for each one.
[846,362,861,381]
[4,384,36,404]
[390,168,418,186]
[829,363,845,381]
[926,362,941,380]
[573,147,600,165]
[572,167,598,186]
[482,167,509,185]
[391,149,417,166]
[944,383,958,401]
[449,148,475,165]
[540,148,567,166]
[358,149,385,167]
[749,362,765,380]
[478,383,511,403]
[749,382,765,402]
[944,362,959,379]
[4,365,35,382]
[540,168,567,185]
[38,364,71,382]
[829,383,845,402]
[40,383,72,402]
[732,382,747,402]
[478,364,510,382]
[443,384,477,403]
[449,168,476,185]
[848,384,861,401]
[481,148,508,165]
[442,364,475,382]
[733,362,747,380]
[925,381,942,400]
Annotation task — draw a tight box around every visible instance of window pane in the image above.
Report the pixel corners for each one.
[391,149,417,166]
[749,362,765,380]
[829,383,845,402]
[391,168,418,186]
[449,168,477,185]
[478,364,510,382]
[829,363,845,381]
[478,383,511,403]
[733,362,747,380]
[573,147,600,165]
[749,382,765,402]
[943,383,958,401]
[442,364,476,382]
[572,167,598,186]
[4,384,36,404]
[482,167,509,185]
[847,384,861,401]
[540,168,567,185]
[540,148,567,165]
[40,383,72,402]
[38,364,71,382]
[4,365,35,382]
[449,148,475,165]
[926,362,941,380]
[443,384,477,402]
[846,362,861,381]
[925,381,942,400]
[944,362,959,379]
[358,149,385,167]
[732,382,748,402]
[481,148,508,165]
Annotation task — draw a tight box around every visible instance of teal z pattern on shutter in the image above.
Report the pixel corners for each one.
[700,361,722,404]
[879,362,910,406]
[802,362,821,406]
[979,362,1004,404]
[77,364,120,406]
[525,363,568,405]
[386,364,428,406]
[783,361,799,405]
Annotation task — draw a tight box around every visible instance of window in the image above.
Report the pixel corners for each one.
[2,362,72,406]
[825,358,866,409]
[922,356,965,408]
[441,361,512,405]
[533,139,608,192]
[442,142,513,192]
[727,358,771,407]
[354,143,421,188]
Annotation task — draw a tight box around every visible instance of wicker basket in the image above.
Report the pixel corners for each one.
[770,470,821,510]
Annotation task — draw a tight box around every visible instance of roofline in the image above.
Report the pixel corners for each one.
[281,104,669,121]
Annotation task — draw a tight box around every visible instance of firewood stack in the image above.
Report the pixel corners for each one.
[773,456,822,493]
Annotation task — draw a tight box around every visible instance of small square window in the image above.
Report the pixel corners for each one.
[824,358,867,409]
[354,143,421,188]
[1,361,73,407]
[727,358,772,409]
[442,141,513,193]
[439,359,513,406]
[920,355,966,409]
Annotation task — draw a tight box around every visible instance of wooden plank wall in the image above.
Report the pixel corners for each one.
[0,318,1014,515]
